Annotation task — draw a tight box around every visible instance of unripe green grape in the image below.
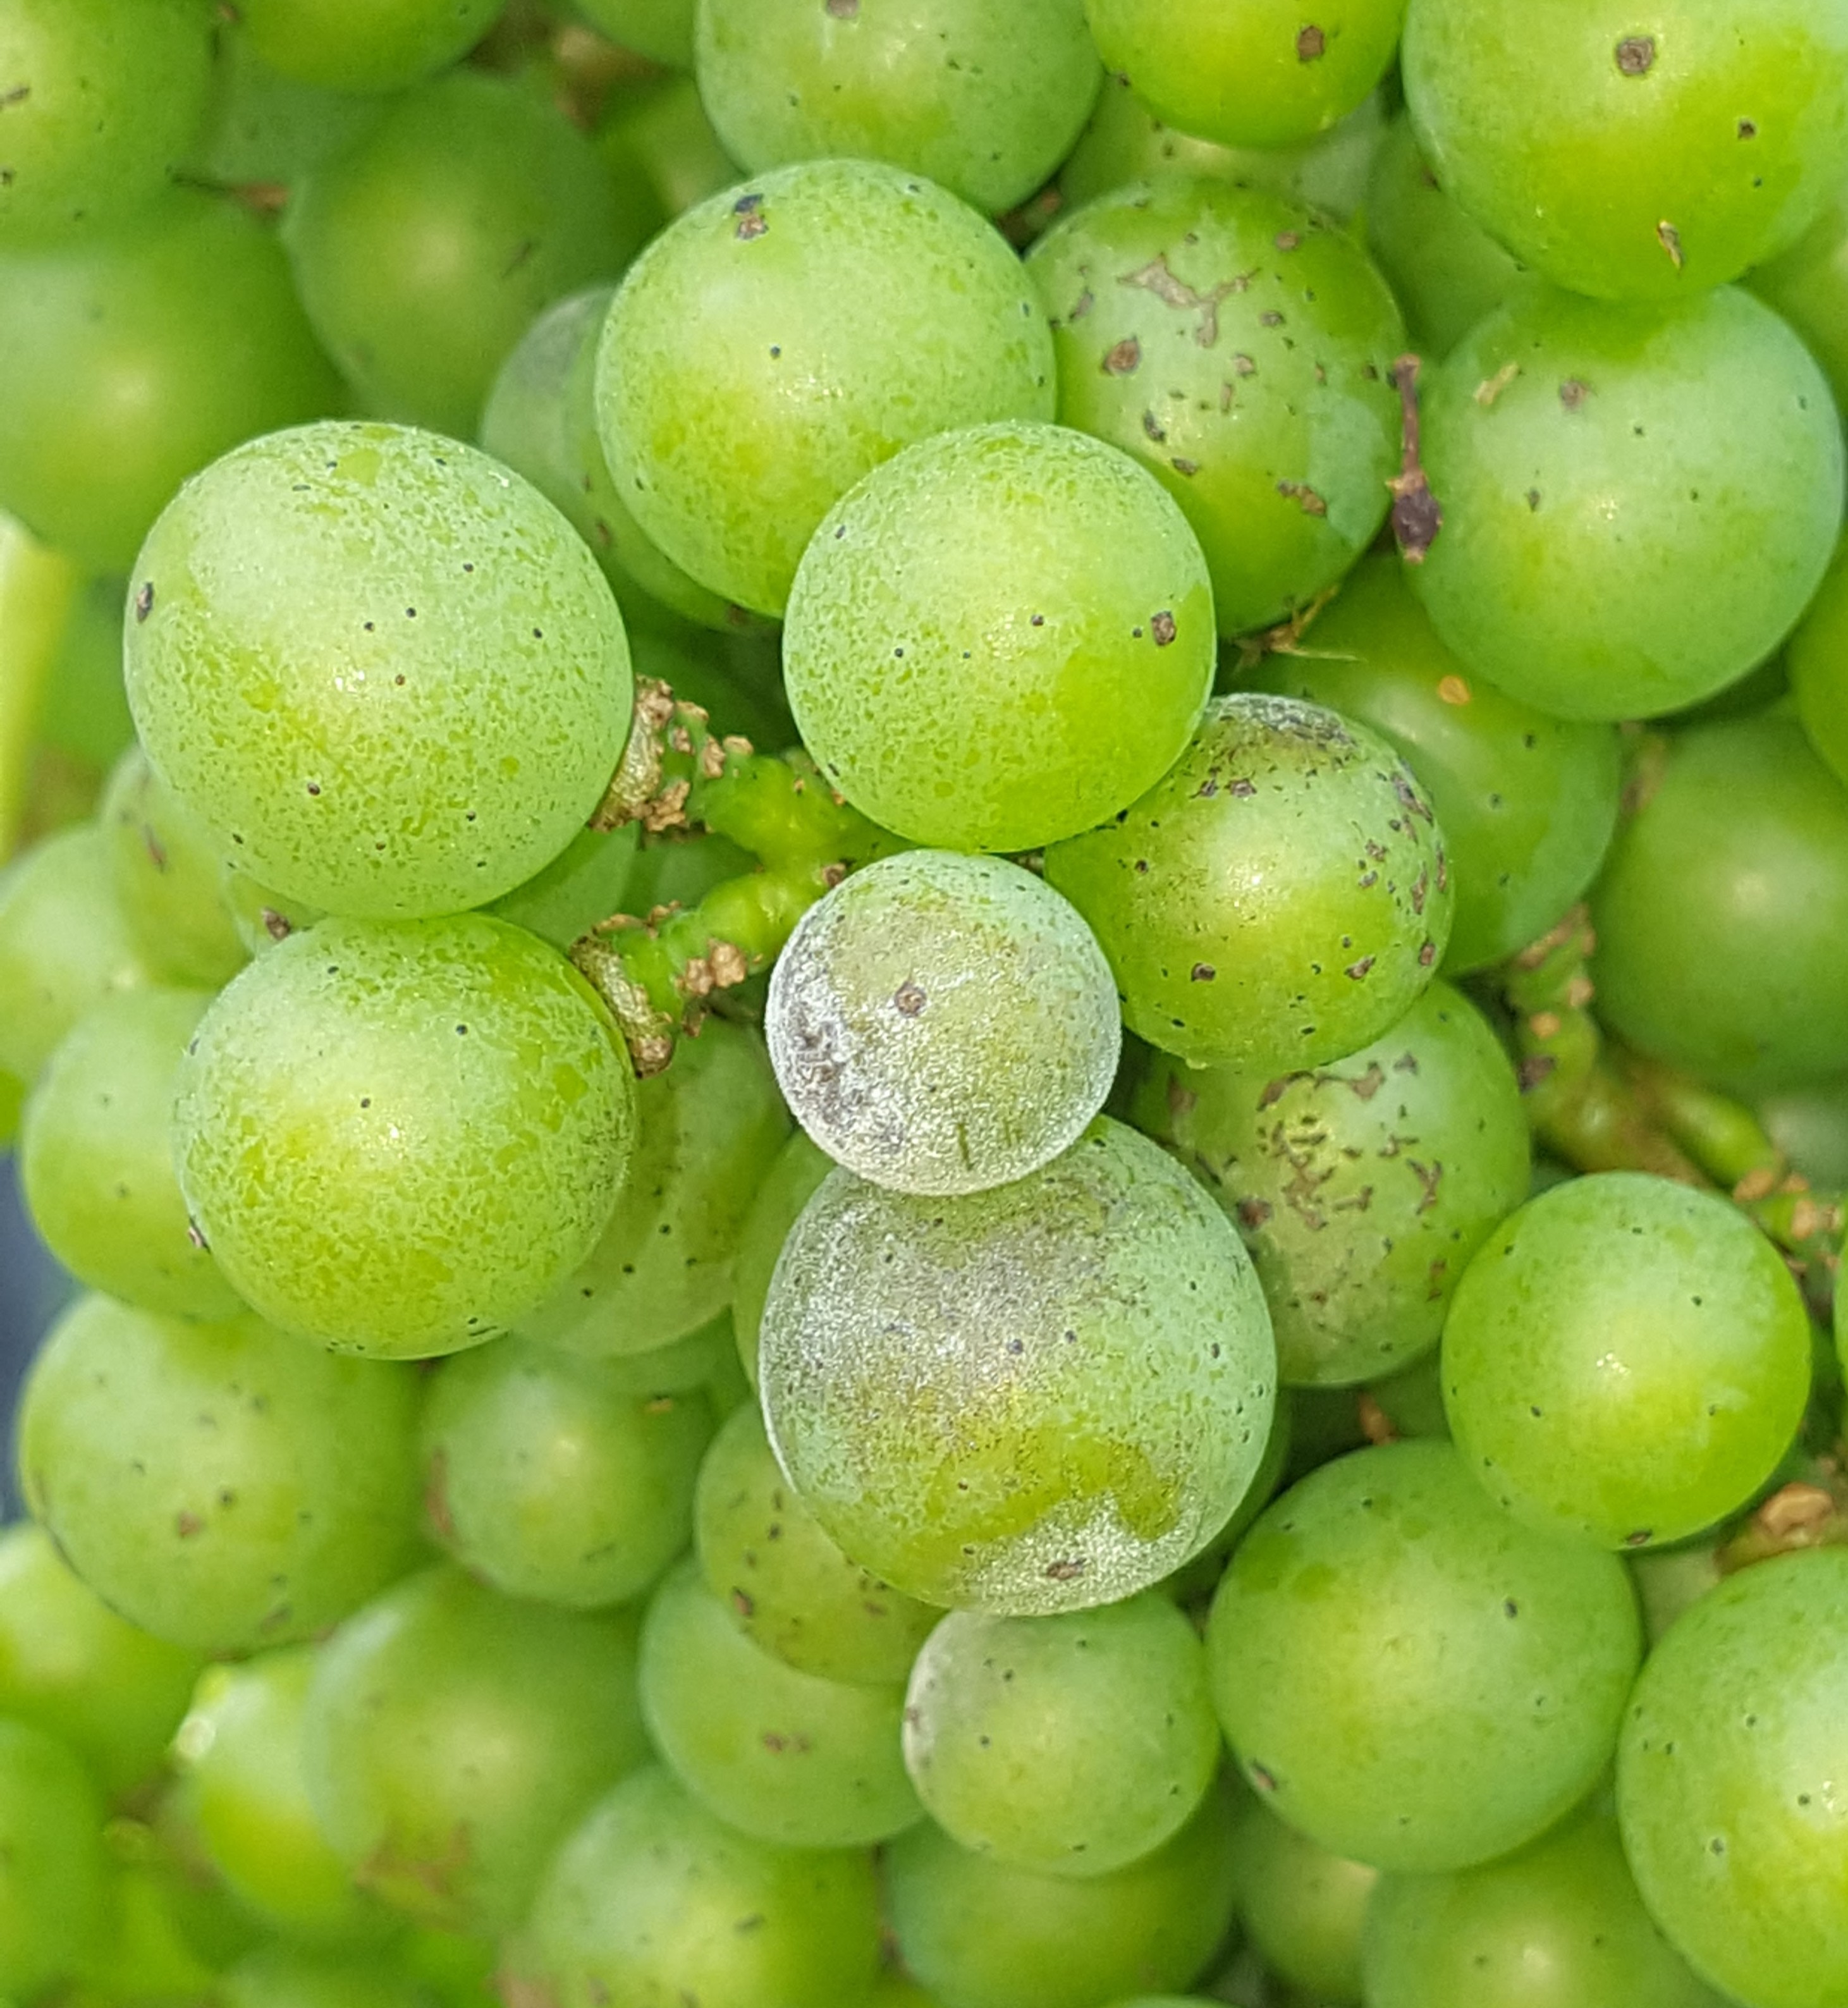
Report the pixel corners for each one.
[530,1765,883,2008]
[187,27,386,191]
[730,1128,831,1385]
[1231,1796,1375,2004]
[126,419,632,922]
[1085,0,1405,150]
[1590,714,1848,1093]
[1045,694,1452,1074]
[101,746,247,989]
[1618,1548,1848,2008]
[695,0,1101,216]
[1244,556,1621,972]
[236,0,503,94]
[1027,179,1403,639]
[1749,190,1848,413]
[219,864,326,960]
[420,1339,714,1609]
[0,190,343,575]
[1443,1173,1811,1553]
[596,157,1056,616]
[0,1522,204,1796]
[695,1404,941,1686]
[0,1718,111,1997]
[887,1784,1238,2008]
[19,1294,422,1654]
[640,1557,921,1847]
[0,0,216,245]
[1404,0,1848,302]
[903,1593,1218,1878]
[1790,538,1848,790]
[78,1842,257,2002]
[220,1946,432,2008]
[786,420,1213,851]
[1761,1074,1848,1190]
[597,71,738,223]
[1135,980,1529,1387]
[1208,1441,1643,1873]
[36,571,136,778]
[767,851,1119,1197]
[761,1118,1276,1615]
[601,1309,735,1396]
[305,1568,649,1935]
[1412,286,1842,723]
[482,823,638,953]
[21,988,244,1319]
[577,0,695,67]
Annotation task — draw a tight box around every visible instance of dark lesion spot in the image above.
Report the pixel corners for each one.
[1190,963,1216,982]
[1615,34,1655,75]
[1045,1557,1086,1582]
[1102,336,1141,375]
[733,192,769,240]
[1739,117,1758,139]
[1296,24,1326,61]
[134,581,155,623]
[893,981,927,1017]
[1276,479,1328,517]
[826,0,859,13]
[1151,610,1177,646]
[1559,379,1591,411]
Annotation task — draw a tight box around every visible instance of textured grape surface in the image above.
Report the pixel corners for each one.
[0,1717,110,1997]
[236,0,503,93]
[101,746,248,989]
[1231,1795,1376,2004]
[761,1119,1276,1614]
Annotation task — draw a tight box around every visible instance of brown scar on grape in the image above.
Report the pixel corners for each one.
[826,0,860,14]
[1118,254,1247,346]
[175,1511,205,1539]
[1151,609,1178,646]
[733,192,768,240]
[1474,361,1519,407]
[1358,1393,1397,1445]
[1739,118,1758,138]
[1297,25,1326,61]
[135,581,155,622]
[1615,34,1656,75]
[1388,354,1441,562]
[893,981,927,1015]
[1656,219,1684,270]
[1277,479,1328,516]
[1044,1557,1087,1582]
[424,1449,456,1542]
[0,85,30,109]
[1558,379,1591,411]
[1103,337,1141,374]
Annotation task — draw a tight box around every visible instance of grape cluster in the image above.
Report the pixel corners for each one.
[0,3,1845,2007]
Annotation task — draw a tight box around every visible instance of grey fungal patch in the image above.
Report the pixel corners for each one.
[135,582,155,622]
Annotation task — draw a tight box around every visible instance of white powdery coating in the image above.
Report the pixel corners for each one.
[766,851,1121,1196]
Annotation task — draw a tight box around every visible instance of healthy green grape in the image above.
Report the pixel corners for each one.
[420,1338,714,1608]
[761,1118,1276,1615]
[21,987,243,1319]
[598,70,738,226]
[1589,713,1848,1093]
[76,1835,259,2002]
[0,1717,111,1997]
[639,1557,921,1847]
[1158,1397,1292,1606]
[695,0,1101,216]
[1790,537,1848,789]
[577,0,695,67]
[1044,694,1453,1073]
[18,1293,424,1653]
[766,851,1119,1196]
[219,1945,431,2008]
[1134,980,1529,1387]
[35,571,136,781]
[0,1521,204,1796]
[235,0,503,94]
[0,190,343,574]
[515,1015,787,1358]
[1243,556,1622,972]
[529,1764,884,2008]
[1618,1548,1848,2008]
[1443,1173,1812,1552]
[595,157,1056,616]
[694,1403,942,1686]
[126,419,632,922]
[785,421,1213,852]
[902,1592,1218,1877]
[1026,178,1403,639]
[187,25,387,191]
[174,1648,397,1947]
[730,1128,831,1385]
[1230,1794,1376,2004]
[0,0,216,245]
[1759,1074,1848,1190]
[886,1784,1238,2008]
[1749,189,1848,412]
[1084,0,1406,150]
[1207,1440,1643,1871]
[1403,0,1848,300]
[600,1308,735,1395]
[481,823,638,953]
[101,746,247,989]
[304,1567,650,1935]
[1410,286,1842,722]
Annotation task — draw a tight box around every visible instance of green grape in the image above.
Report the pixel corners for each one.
[1243,556,1622,972]
[702,1333,752,1419]
[21,988,243,1320]
[100,746,248,989]
[0,1718,111,1997]
[285,71,649,438]
[0,0,216,245]
[577,0,695,67]
[1404,0,1848,302]
[1411,286,1842,723]
[531,1764,882,2005]
[235,0,503,94]
[1230,1795,1375,2004]
[785,421,1213,851]
[600,1308,735,1395]
[174,1648,396,1947]
[695,0,1101,216]
[1084,0,1405,150]
[0,1070,20,1148]
[1207,1440,1643,1872]
[0,824,146,1082]
[1749,188,1848,413]
[77,1834,262,2001]
[219,864,326,960]
[695,1403,941,1686]
[1044,694,1453,1074]
[761,1118,1276,1614]
[639,1557,922,1847]
[595,157,1056,616]
[1792,537,1848,788]
[0,190,343,575]
[1759,1074,1848,1189]
[1025,180,1404,639]
[903,1591,1218,1878]
[1158,1397,1292,1605]
[1589,713,1848,1093]
[1443,1172,1812,1552]
[1619,1548,1848,2008]
[126,419,632,921]
[219,1945,432,2008]
[1134,980,1529,1388]
[871,1978,952,2008]
[35,573,135,779]
[482,824,639,953]
[420,1338,714,1608]
[516,1015,787,1358]
[1367,1349,1452,1440]
[766,851,1118,1196]
[1630,1543,1727,1649]
[1367,1801,1724,2008]
[18,1293,423,1653]
[628,622,794,751]
[0,1522,204,1796]
[886,1784,1238,2008]
[599,73,738,221]
[305,1567,649,1934]
[730,1128,831,1385]
[188,27,387,191]
[398,1928,503,2008]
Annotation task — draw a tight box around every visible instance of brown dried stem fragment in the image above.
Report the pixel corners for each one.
[1387,354,1441,563]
